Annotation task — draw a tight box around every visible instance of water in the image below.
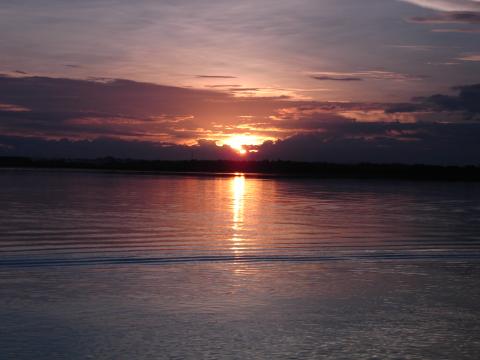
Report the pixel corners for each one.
[1,169,480,359]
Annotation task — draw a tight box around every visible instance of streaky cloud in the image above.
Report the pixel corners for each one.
[457,54,480,60]
[432,27,480,32]
[409,11,480,23]
[400,0,480,12]
[196,75,237,79]
[311,71,427,82]
[312,76,363,82]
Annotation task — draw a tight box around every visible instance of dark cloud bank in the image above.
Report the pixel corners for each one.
[409,11,480,24]
[0,75,479,165]
[2,122,478,165]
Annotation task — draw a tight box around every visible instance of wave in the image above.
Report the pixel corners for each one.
[2,252,480,268]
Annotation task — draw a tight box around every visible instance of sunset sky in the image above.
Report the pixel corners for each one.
[1,0,479,163]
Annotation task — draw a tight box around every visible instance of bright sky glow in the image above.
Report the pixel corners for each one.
[222,135,265,155]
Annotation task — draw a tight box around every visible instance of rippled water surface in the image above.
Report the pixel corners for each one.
[1,169,480,359]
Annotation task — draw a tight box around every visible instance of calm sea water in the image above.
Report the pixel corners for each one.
[1,169,480,359]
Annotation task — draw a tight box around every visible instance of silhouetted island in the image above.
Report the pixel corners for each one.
[1,157,479,181]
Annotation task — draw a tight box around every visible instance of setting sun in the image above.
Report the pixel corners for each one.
[223,135,265,155]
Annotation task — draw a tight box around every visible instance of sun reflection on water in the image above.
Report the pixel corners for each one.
[231,174,245,253]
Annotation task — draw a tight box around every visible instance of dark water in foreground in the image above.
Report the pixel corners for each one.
[1,169,480,359]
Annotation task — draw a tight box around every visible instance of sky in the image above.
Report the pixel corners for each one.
[0,0,479,164]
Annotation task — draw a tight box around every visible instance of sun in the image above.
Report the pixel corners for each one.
[223,135,262,155]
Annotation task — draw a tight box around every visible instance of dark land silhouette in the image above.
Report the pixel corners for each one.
[1,157,480,181]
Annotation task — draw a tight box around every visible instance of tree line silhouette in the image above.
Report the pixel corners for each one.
[1,156,479,181]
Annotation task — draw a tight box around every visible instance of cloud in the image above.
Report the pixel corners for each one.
[403,0,480,36]
[0,103,30,112]
[311,71,427,82]
[420,83,480,114]
[388,83,480,116]
[431,27,480,32]
[228,87,262,92]
[402,0,480,35]
[0,74,298,143]
[312,76,363,81]
[3,122,480,165]
[205,84,242,88]
[409,11,480,23]
[1,74,480,164]
[196,75,237,79]
[387,45,437,50]
[400,0,480,12]
[0,135,242,160]
[251,123,480,164]
[457,54,480,60]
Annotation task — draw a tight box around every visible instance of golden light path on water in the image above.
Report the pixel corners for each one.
[231,173,246,254]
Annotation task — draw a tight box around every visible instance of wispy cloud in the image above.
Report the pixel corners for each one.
[312,75,363,81]
[400,0,480,12]
[311,71,427,81]
[196,75,237,79]
[0,103,30,112]
[432,27,480,32]
[388,45,438,50]
[408,11,480,23]
[457,53,480,60]
[205,84,242,88]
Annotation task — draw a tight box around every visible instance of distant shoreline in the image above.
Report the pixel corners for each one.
[1,157,480,182]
